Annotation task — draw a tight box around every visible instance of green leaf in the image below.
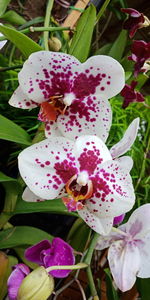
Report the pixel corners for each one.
[137,278,150,300]
[94,43,112,56]
[108,30,128,62]
[14,197,77,216]
[96,0,111,22]
[69,5,96,62]
[0,172,18,183]
[0,10,26,25]
[0,114,31,145]
[104,268,119,300]
[67,218,91,252]
[0,226,53,249]
[0,0,11,16]
[0,25,42,58]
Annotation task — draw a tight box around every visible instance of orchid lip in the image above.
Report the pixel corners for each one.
[65,173,93,202]
[63,92,75,106]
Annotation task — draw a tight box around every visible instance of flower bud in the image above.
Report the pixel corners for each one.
[48,37,62,51]
[17,266,54,300]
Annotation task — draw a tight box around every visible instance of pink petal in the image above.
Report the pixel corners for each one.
[9,86,38,109]
[18,137,76,199]
[108,240,141,292]
[78,207,114,235]
[110,118,140,159]
[88,159,135,218]
[113,214,125,225]
[73,135,111,175]
[7,264,30,300]
[25,240,52,265]
[18,51,80,103]
[95,235,112,250]
[58,95,112,142]
[137,234,150,278]
[80,55,125,99]
[45,121,63,138]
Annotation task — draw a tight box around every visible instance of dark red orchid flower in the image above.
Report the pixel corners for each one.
[128,40,150,76]
[121,80,145,108]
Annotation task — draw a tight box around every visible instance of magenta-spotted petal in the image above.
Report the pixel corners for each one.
[22,187,45,202]
[79,55,125,99]
[58,95,112,142]
[73,135,111,174]
[45,121,63,138]
[7,263,30,300]
[18,51,80,102]
[25,240,52,265]
[110,118,139,159]
[88,158,135,218]
[78,207,114,235]
[115,156,133,172]
[18,137,76,199]
[9,86,38,109]
[108,240,141,292]
[43,238,75,278]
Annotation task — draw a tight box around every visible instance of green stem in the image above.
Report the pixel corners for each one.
[0,65,22,72]
[46,262,88,273]
[43,0,54,50]
[96,0,110,23]
[83,232,99,299]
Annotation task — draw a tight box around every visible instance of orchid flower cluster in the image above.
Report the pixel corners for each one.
[6,6,150,300]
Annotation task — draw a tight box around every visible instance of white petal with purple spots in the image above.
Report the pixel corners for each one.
[9,86,38,109]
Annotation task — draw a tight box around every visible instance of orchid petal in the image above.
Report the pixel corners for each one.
[137,235,150,278]
[78,207,114,235]
[9,86,38,109]
[7,264,30,300]
[18,51,80,102]
[22,187,45,202]
[45,121,63,138]
[108,240,141,292]
[58,95,112,142]
[43,238,75,278]
[110,118,140,159]
[95,234,113,250]
[25,240,51,265]
[113,214,125,225]
[18,137,76,199]
[73,135,111,174]
[114,156,133,172]
[80,55,125,99]
[89,159,135,218]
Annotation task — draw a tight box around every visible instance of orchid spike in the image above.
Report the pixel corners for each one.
[96,204,150,292]
[18,130,137,235]
[121,8,150,38]
[9,51,125,141]
[25,238,75,278]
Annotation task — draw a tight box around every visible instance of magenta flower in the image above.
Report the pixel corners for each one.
[113,214,125,225]
[9,51,125,141]
[18,118,139,235]
[121,8,150,38]
[7,263,30,300]
[121,80,145,108]
[96,204,150,292]
[25,238,75,278]
[128,40,150,76]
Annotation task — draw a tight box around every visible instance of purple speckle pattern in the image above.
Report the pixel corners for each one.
[25,238,75,278]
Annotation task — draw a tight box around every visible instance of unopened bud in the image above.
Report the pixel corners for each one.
[48,37,62,51]
[18,266,54,300]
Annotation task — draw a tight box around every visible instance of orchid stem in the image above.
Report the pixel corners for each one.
[44,0,54,50]
[46,263,88,273]
[87,266,99,299]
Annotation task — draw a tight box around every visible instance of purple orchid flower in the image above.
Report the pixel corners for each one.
[121,8,150,38]
[9,51,125,141]
[96,204,150,292]
[121,80,145,108]
[7,263,30,300]
[113,214,125,225]
[25,238,75,278]
[128,40,150,76]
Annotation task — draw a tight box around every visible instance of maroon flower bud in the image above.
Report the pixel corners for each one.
[121,8,150,38]
[128,40,150,76]
[120,80,145,108]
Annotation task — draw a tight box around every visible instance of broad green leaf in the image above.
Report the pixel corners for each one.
[94,43,112,56]
[68,219,91,252]
[1,10,26,25]
[69,5,96,62]
[0,254,18,300]
[0,114,31,145]
[0,25,42,58]
[104,268,119,300]
[14,197,77,216]
[67,218,84,240]
[96,0,111,22]
[0,171,18,183]
[0,0,11,16]
[137,278,150,300]
[108,30,127,62]
[0,226,53,249]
